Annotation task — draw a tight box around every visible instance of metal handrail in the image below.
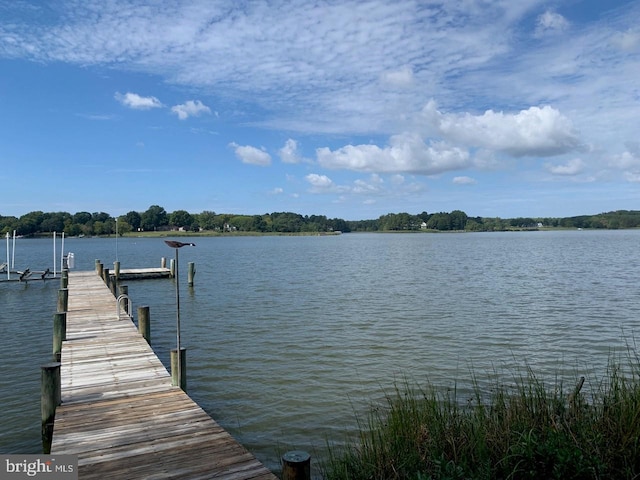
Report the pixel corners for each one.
[116,294,132,320]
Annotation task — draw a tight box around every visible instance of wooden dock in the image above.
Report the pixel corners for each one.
[118,267,172,280]
[51,270,278,480]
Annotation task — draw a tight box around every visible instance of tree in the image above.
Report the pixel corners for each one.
[125,211,141,231]
[449,210,468,230]
[229,215,255,231]
[117,219,132,235]
[169,210,193,230]
[40,212,71,233]
[92,212,111,223]
[270,212,304,232]
[0,215,18,235]
[73,212,92,224]
[426,213,451,231]
[17,211,45,235]
[141,205,168,231]
[197,211,217,231]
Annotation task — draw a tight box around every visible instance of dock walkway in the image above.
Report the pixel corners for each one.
[52,270,277,480]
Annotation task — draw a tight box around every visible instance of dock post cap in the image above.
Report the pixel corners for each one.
[282,450,310,462]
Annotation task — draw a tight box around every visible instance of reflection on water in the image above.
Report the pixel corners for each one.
[2,231,640,475]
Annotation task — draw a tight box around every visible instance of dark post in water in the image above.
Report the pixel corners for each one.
[57,288,68,313]
[41,362,61,454]
[170,347,187,391]
[188,262,195,286]
[52,312,66,361]
[282,451,311,480]
[138,305,150,344]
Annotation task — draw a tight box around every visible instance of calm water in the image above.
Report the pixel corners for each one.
[2,231,640,474]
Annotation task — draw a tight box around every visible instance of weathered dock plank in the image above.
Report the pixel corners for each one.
[52,270,277,480]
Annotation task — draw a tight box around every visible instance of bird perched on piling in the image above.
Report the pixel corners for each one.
[164,241,196,248]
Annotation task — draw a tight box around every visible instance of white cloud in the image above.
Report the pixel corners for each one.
[278,139,302,164]
[608,147,640,170]
[114,92,163,110]
[305,173,336,193]
[422,101,581,157]
[611,29,640,52]
[229,142,271,166]
[544,158,585,175]
[270,187,284,194]
[535,11,569,37]
[0,1,539,135]
[316,133,470,175]
[352,174,384,194]
[380,66,414,88]
[171,100,211,120]
[453,176,477,185]
[2,0,639,197]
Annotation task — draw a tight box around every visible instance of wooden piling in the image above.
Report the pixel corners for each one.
[53,312,66,361]
[170,258,175,278]
[282,451,311,480]
[102,267,109,285]
[57,288,68,313]
[161,257,167,268]
[188,262,195,286]
[114,261,120,282]
[138,305,150,344]
[61,269,68,288]
[170,347,187,391]
[95,260,103,276]
[41,362,61,454]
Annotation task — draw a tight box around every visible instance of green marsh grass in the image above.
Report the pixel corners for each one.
[324,354,640,479]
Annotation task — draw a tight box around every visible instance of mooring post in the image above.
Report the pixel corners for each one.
[52,312,66,361]
[114,261,120,282]
[282,451,311,480]
[170,258,175,278]
[61,269,68,288]
[170,347,187,391]
[161,257,167,268]
[57,288,68,313]
[188,262,195,286]
[138,305,150,344]
[56,311,67,341]
[41,362,61,454]
[96,259,103,276]
[102,267,109,285]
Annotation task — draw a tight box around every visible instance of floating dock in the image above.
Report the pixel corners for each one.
[117,267,172,280]
[51,270,277,479]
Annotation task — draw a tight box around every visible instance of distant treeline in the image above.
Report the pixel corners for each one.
[1,205,640,236]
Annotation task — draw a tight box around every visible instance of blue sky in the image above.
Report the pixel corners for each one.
[1,0,639,220]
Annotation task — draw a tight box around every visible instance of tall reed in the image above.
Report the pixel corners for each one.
[324,356,640,479]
